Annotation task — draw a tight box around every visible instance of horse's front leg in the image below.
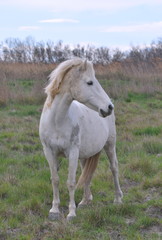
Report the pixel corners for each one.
[43,146,60,220]
[67,147,79,220]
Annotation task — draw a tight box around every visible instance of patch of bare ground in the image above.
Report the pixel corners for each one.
[141,205,162,238]
[146,206,162,219]
[109,229,124,240]
[140,225,162,239]
[144,187,161,202]
[122,178,139,193]
[125,217,136,225]
[36,218,79,240]
[1,228,21,240]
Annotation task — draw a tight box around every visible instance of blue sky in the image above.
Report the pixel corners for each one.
[1,0,162,50]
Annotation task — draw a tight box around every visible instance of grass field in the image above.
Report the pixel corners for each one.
[0,63,162,239]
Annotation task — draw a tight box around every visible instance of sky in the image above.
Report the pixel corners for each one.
[1,0,162,50]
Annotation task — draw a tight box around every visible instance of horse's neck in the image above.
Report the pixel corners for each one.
[50,92,73,127]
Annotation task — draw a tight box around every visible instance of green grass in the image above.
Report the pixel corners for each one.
[0,91,162,239]
[143,139,162,154]
[9,78,34,90]
[133,126,162,136]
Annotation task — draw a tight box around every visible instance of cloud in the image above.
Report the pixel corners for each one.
[102,21,162,33]
[18,26,40,31]
[39,19,79,23]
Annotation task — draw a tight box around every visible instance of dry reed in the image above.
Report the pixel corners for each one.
[0,61,161,106]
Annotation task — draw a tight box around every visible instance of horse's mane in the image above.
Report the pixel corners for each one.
[45,58,83,107]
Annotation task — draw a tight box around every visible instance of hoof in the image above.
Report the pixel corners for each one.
[78,203,86,209]
[114,191,123,204]
[78,203,89,209]
[114,199,123,205]
[66,215,76,222]
[48,212,61,221]
[78,200,92,209]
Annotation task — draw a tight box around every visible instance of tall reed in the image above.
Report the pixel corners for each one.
[0,61,161,106]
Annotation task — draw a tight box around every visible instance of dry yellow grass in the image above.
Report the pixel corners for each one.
[0,60,162,106]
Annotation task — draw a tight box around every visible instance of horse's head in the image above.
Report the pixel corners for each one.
[45,58,113,117]
[70,60,114,118]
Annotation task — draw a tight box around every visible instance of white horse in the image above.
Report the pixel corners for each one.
[39,58,123,221]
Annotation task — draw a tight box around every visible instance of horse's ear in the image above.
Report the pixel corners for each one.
[83,59,87,70]
[79,59,87,71]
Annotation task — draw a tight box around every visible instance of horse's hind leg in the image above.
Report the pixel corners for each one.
[104,141,123,204]
[43,146,60,220]
[78,159,93,207]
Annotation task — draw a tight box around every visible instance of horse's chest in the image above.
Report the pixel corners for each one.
[51,131,70,148]
[47,125,79,152]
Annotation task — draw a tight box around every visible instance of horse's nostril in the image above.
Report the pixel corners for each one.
[100,104,114,118]
[108,104,114,111]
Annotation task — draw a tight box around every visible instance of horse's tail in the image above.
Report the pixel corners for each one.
[77,152,101,188]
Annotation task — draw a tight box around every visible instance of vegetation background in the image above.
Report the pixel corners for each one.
[0,38,162,240]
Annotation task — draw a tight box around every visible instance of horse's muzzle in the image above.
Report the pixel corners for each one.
[100,104,114,118]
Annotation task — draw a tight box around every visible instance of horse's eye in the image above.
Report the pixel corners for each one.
[87,81,93,86]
